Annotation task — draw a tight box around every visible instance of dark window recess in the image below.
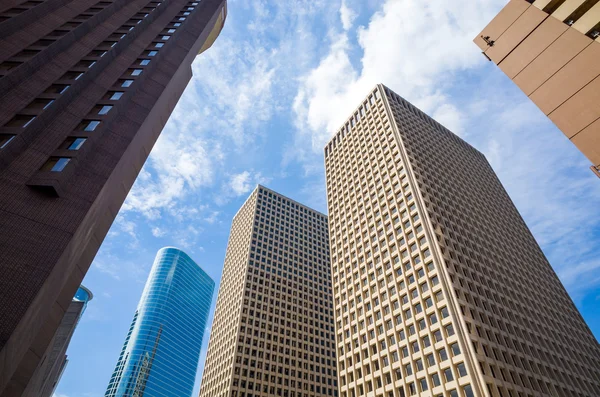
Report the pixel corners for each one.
[76,120,101,132]
[61,137,87,150]
[4,115,36,128]
[0,61,22,73]
[586,21,600,39]
[24,99,54,111]
[60,71,84,80]
[41,157,70,172]
[0,134,16,149]
[44,84,70,94]
[543,0,568,14]
[564,0,600,25]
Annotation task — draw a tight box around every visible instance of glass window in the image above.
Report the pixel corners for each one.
[161,35,170,40]
[419,378,427,391]
[444,368,453,382]
[154,42,164,48]
[67,137,86,150]
[131,69,142,76]
[0,134,16,149]
[451,343,460,356]
[431,373,440,387]
[464,385,474,397]
[148,51,158,56]
[5,115,36,128]
[121,80,133,87]
[98,105,112,115]
[140,59,150,65]
[457,362,467,377]
[110,92,124,100]
[438,348,448,361]
[41,157,70,172]
[44,84,70,94]
[84,120,100,131]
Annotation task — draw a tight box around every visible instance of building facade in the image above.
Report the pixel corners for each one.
[0,0,226,395]
[324,84,600,397]
[23,286,93,397]
[105,247,215,397]
[199,186,338,397]
[475,0,600,177]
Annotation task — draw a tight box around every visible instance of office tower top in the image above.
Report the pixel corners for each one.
[105,247,215,397]
[475,0,600,177]
[0,0,226,395]
[199,185,338,397]
[324,84,600,397]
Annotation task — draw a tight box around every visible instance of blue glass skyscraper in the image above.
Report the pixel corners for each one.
[105,247,215,397]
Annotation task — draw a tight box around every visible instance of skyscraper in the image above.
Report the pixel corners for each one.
[105,247,214,397]
[324,84,600,397]
[0,1,226,395]
[474,0,600,177]
[199,186,337,397]
[24,286,93,397]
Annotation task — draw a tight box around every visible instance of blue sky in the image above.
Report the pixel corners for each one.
[54,0,600,396]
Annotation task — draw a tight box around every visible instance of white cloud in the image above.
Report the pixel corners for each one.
[291,0,600,300]
[293,0,506,154]
[151,227,165,237]
[216,171,272,205]
[340,0,357,31]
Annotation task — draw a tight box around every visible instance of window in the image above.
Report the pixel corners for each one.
[121,80,133,87]
[61,71,84,80]
[5,115,35,128]
[83,120,100,131]
[148,50,158,56]
[444,368,453,382]
[131,69,142,76]
[44,84,70,94]
[161,35,170,40]
[426,353,435,366]
[154,42,164,48]
[167,28,175,33]
[139,59,150,65]
[64,137,86,150]
[464,385,474,397]
[451,343,460,356]
[109,92,124,100]
[0,134,16,149]
[431,373,440,387]
[41,157,70,172]
[438,348,448,362]
[419,378,427,392]
[98,105,112,115]
[457,362,467,377]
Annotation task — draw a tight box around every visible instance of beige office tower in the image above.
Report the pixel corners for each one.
[199,186,338,397]
[324,84,600,397]
[475,0,600,177]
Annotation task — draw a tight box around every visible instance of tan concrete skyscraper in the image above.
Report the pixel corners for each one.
[324,84,600,397]
[199,186,338,397]
[475,0,600,177]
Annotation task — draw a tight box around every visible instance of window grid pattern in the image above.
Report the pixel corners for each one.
[325,87,474,397]
[104,247,215,397]
[381,86,600,397]
[200,186,338,397]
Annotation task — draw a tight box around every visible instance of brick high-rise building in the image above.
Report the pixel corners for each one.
[199,186,338,397]
[475,0,600,177]
[324,84,600,397]
[0,1,226,395]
